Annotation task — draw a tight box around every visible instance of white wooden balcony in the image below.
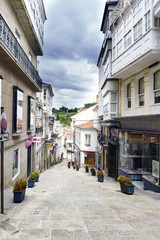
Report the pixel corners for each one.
[112,29,160,79]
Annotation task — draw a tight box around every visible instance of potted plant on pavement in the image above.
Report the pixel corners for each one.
[28,172,37,188]
[85,166,89,173]
[67,162,71,168]
[76,165,79,171]
[13,178,27,203]
[117,175,134,195]
[34,171,40,182]
[90,168,96,176]
[73,165,75,170]
[97,170,104,182]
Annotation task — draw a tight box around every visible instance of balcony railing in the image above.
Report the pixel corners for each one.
[0,14,42,89]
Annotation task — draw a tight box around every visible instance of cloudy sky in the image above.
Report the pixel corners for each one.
[39,0,106,109]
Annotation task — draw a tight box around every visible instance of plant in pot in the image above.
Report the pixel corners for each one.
[97,170,104,182]
[13,178,27,203]
[67,162,71,168]
[73,165,75,170]
[90,168,96,176]
[28,172,37,188]
[76,165,79,171]
[34,171,40,182]
[117,175,134,195]
[85,166,89,173]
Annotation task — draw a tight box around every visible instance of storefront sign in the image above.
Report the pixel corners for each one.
[46,143,52,148]
[32,137,41,142]
[25,138,32,148]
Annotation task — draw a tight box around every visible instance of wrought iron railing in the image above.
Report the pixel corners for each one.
[0,14,42,89]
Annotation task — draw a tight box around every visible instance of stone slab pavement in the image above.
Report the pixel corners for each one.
[0,159,160,240]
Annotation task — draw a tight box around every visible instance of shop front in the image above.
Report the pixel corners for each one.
[116,115,160,192]
[84,152,96,166]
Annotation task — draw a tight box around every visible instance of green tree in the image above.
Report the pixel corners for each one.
[84,102,96,108]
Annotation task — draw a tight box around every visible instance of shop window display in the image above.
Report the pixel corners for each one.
[119,131,160,185]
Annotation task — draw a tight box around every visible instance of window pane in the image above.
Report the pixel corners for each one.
[13,149,19,179]
[111,103,116,112]
[128,99,131,108]
[111,92,116,101]
[139,78,144,94]
[17,90,23,132]
[154,71,160,90]
[139,95,144,106]
[127,83,131,98]
[155,91,160,103]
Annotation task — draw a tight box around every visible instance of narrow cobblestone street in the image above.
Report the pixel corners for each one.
[0,160,160,239]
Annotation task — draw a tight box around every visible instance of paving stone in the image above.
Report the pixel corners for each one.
[2,159,160,240]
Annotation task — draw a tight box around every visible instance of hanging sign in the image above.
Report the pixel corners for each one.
[25,138,32,148]
[46,143,52,148]
[32,137,41,142]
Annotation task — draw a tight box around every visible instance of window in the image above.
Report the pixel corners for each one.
[113,46,116,60]
[127,83,131,108]
[124,31,132,49]
[104,103,108,115]
[27,96,34,130]
[117,40,122,56]
[29,52,33,63]
[117,25,123,42]
[145,11,150,31]
[44,89,46,95]
[13,149,20,179]
[124,14,131,35]
[13,87,23,133]
[145,0,149,12]
[154,70,160,103]
[134,20,142,41]
[138,78,144,106]
[111,92,117,113]
[133,0,142,24]
[15,28,21,44]
[85,134,91,146]
[154,18,160,27]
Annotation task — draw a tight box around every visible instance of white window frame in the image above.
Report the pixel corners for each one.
[124,31,132,49]
[133,0,142,24]
[110,92,117,115]
[145,0,150,12]
[124,14,131,35]
[12,148,20,180]
[145,11,150,32]
[127,83,131,108]
[85,134,91,147]
[134,19,142,41]
[154,70,160,104]
[15,28,21,44]
[138,78,144,106]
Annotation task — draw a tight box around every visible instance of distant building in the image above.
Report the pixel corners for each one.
[71,105,100,167]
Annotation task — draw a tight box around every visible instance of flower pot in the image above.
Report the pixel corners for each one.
[13,189,26,203]
[28,179,35,188]
[120,183,134,195]
[68,166,70,168]
[73,166,75,169]
[91,171,96,176]
[98,175,104,182]
[35,176,39,182]
[76,167,79,171]
[85,168,89,172]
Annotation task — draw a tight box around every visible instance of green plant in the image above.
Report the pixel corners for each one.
[90,168,95,172]
[13,178,27,191]
[34,171,40,177]
[29,172,37,180]
[97,170,104,176]
[117,175,132,186]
